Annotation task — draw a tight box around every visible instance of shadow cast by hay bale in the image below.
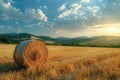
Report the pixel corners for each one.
[0,62,24,74]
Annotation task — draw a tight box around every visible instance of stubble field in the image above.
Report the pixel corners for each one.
[0,44,120,80]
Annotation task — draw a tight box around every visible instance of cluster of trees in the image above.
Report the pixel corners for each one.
[46,41,120,48]
[0,33,120,48]
[0,37,13,44]
[0,37,29,44]
[1,37,120,48]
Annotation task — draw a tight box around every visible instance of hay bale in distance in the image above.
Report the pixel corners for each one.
[14,40,48,68]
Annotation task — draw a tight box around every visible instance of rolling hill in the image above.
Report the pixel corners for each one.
[0,33,120,47]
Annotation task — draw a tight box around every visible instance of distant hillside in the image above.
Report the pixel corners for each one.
[0,33,120,48]
[81,36,120,47]
[0,33,57,44]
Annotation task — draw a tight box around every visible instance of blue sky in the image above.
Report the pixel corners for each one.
[0,0,120,37]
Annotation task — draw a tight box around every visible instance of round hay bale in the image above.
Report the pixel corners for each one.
[14,40,48,68]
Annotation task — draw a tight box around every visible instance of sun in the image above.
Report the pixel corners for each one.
[107,27,116,33]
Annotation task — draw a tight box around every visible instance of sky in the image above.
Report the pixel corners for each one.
[0,0,120,37]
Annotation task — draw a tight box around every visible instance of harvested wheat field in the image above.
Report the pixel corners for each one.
[0,44,120,80]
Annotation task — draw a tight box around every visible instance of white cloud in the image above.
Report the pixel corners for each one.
[3,1,11,8]
[71,3,81,8]
[37,9,48,22]
[23,8,35,22]
[26,21,46,28]
[58,3,82,19]
[87,6,99,13]
[82,0,91,3]
[0,0,48,22]
[58,3,67,11]
[23,8,48,22]
[22,8,48,22]
[79,11,86,16]
[0,0,22,21]
[43,5,47,9]
[87,6,99,16]
[58,10,71,19]
[40,5,48,9]
[71,3,82,14]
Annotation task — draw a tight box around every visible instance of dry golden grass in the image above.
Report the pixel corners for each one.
[0,44,120,80]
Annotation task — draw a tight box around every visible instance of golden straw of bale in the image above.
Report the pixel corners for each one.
[14,40,48,68]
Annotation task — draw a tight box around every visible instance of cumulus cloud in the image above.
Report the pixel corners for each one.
[58,3,67,11]
[1,0,120,37]
[79,11,86,17]
[87,6,99,13]
[87,6,99,16]
[3,1,11,8]
[40,5,48,9]
[25,21,48,28]
[0,0,22,21]
[37,9,48,22]
[58,3,82,19]
[58,10,71,19]
[82,0,91,3]
[22,8,48,22]
[71,3,82,14]
[0,0,48,22]
[43,6,48,9]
